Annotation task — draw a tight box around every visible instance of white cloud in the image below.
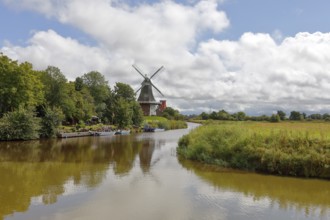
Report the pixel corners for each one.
[2,0,330,115]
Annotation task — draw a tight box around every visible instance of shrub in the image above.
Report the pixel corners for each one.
[0,107,41,140]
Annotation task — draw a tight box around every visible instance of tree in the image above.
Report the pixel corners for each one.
[0,55,44,115]
[114,97,133,128]
[235,111,246,121]
[74,77,84,91]
[308,114,322,120]
[81,71,111,119]
[200,112,209,120]
[114,82,136,101]
[270,114,280,122]
[277,110,286,121]
[131,101,144,126]
[289,111,303,121]
[209,111,218,120]
[218,109,230,120]
[41,66,68,108]
[81,71,111,104]
[323,113,330,121]
[0,107,41,140]
[65,82,95,123]
[111,82,143,127]
[39,106,64,138]
[161,107,183,120]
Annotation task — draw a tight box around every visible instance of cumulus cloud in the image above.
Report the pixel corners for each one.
[2,0,330,114]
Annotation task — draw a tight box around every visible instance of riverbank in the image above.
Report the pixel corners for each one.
[177,121,330,179]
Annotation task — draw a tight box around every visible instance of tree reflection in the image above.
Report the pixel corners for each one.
[0,134,159,219]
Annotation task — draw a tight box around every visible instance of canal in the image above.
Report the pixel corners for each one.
[0,123,329,220]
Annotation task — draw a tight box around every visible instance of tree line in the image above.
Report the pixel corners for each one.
[0,54,143,140]
[195,109,330,122]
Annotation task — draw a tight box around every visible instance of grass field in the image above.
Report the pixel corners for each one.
[177,121,330,179]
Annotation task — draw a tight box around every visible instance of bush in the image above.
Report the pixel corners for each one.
[0,107,41,140]
[40,107,64,138]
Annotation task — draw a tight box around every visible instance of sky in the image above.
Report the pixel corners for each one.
[1,0,330,115]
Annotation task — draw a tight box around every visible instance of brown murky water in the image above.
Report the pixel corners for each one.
[0,123,329,220]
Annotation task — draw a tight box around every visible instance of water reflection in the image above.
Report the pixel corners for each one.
[1,124,329,220]
[179,159,330,219]
[0,135,159,219]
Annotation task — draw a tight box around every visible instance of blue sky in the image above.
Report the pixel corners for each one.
[1,0,330,115]
[220,0,330,40]
[2,0,330,45]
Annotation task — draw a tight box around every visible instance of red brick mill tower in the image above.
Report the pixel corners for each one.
[132,65,166,116]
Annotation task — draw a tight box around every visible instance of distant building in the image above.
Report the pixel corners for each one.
[133,65,166,116]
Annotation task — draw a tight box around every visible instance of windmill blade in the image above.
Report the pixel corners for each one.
[150,66,164,79]
[135,86,142,94]
[151,82,164,96]
[132,65,146,79]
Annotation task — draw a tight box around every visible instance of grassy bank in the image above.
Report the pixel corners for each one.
[144,116,187,130]
[177,122,330,179]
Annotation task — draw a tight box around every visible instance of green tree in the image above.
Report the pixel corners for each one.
[112,82,143,127]
[74,77,84,91]
[0,107,41,140]
[277,110,286,121]
[218,109,230,120]
[132,101,144,126]
[114,97,133,128]
[40,106,64,138]
[0,55,44,115]
[114,82,136,101]
[289,111,303,121]
[235,111,246,121]
[41,66,68,108]
[161,107,183,120]
[308,114,322,120]
[200,112,209,120]
[270,114,281,122]
[81,71,111,104]
[209,111,218,120]
[81,71,111,119]
[322,113,330,121]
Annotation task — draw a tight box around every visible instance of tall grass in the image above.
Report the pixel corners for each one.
[144,116,187,130]
[178,122,330,179]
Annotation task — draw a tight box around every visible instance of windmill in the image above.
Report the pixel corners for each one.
[133,65,166,116]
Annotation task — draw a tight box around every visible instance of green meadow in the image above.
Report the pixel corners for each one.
[178,121,330,179]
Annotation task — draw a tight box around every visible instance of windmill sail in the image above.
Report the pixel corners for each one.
[133,65,165,116]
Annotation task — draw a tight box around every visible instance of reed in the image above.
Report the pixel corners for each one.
[178,122,330,179]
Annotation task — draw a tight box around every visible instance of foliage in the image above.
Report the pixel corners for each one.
[114,97,133,128]
[144,116,187,130]
[39,106,64,138]
[0,107,41,140]
[131,101,144,126]
[277,110,286,120]
[178,121,330,179]
[289,111,303,121]
[161,107,185,120]
[110,82,144,128]
[41,66,68,108]
[0,55,44,115]
[114,82,136,101]
[270,114,280,122]
[81,71,111,104]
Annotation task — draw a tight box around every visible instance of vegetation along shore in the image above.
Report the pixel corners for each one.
[178,121,330,179]
[0,54,186,141]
